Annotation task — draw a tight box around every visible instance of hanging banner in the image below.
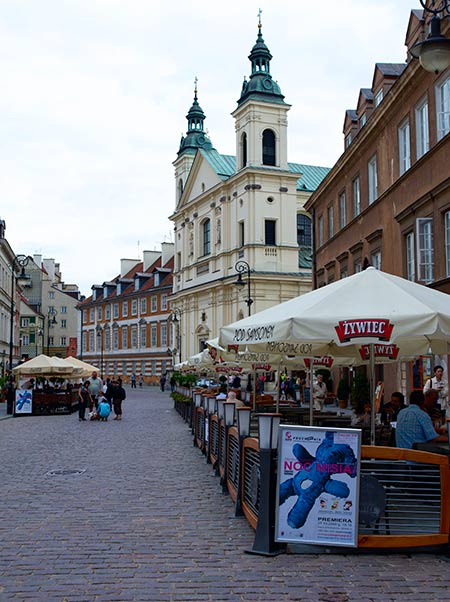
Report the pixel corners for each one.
[275,425,361,547]
[15,389,33,415]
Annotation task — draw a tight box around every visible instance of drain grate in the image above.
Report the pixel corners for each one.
[45,468,86,476]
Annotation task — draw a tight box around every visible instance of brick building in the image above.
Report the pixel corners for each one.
[79,243,174,384]
[305,7,450,394]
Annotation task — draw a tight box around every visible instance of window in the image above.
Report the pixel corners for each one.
[140,325,147,348]
[354,259,362,273]
[375,89,383,107]
[161,294,168,311]
[265,220,276,246]
[140,298,147,314]
[202,219,211,256]
[131,299,138,316]
[339,191,346,230]
[371,251,381,270]
[151,296,157,312]
[297,214,311,247]
[131,326,138,348]
[415,99,429,159]
[105,305,111,320]
[22,335,29,346]
[89,309,94,322]
[82,333,87,352]
[436,75,450,140]
[105,328,111,351]
[178,178,183,201]
[113,303,119,318]
[83,310,87,324]
[97,307,102,320]
[89,331,94,350]
[416,217,434,284]
[151,323,157,347]
[61,319,67,329]
[327,206,334,239]
[239,221,245,248]
[113,328,119,350]
[48,336,54,347]
[151,360,157,375]
[353,177,361,217]
[406,231,415,281]
[318,215,324,247]
[161,322,167,347]
[241,132,247,168]
[262,129,276,166]
[122,301,128,317]
[48,291,55,299]
[21,318,29,327]
[445,212,450,277]
[398,119,411,175]
[345,134,352,149]
[340,268,348,279]
[122,326,128,349]
[360,113,366,127]
[60,306,67,314]
[368,155,378,204]
[60,336,67,346]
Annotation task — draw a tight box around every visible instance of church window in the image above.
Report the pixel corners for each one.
[297,214,311,247]
[262,129,276,166]
[265,220,276,246]
[241,132,247,168]
[178,179,183,200]
[202,219,211,256]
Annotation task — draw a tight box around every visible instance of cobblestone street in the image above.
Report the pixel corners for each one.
[1,386,450,601]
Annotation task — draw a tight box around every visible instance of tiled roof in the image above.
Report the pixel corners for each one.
[376,63,407,77]
[200,149,329,193]
[298,247,312,269]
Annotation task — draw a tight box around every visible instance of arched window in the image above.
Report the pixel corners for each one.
[262,129,276,166]
[241,132,247,168]
[178,178,183,201]
[202,219,211,256]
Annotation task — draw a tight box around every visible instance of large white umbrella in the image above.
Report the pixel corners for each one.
[64,356,100,378]
[219,268,450,443]
[12,354,83,377]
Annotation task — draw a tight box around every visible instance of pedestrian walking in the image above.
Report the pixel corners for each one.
[170,375,176,393]
[138,374,143,387]
[130,373,137,388]
[78,381,92,421]
[112,379,126,420]
[160,373,167,392]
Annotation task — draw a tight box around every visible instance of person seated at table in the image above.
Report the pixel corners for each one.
[396,390,448,449]
[351,401,371,427]
[381,392,406,424]
[226,389,246,408]
[424,388,443,426]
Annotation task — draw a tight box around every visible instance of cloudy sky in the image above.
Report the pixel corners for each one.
[1,0,420,296]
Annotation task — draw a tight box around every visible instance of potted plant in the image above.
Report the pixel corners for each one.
[336,377,351,409]
[351,369,370,412]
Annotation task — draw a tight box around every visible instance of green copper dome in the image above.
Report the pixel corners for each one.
[237,24,286,107]
[178,82,213,157]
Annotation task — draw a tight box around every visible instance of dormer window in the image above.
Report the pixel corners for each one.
[374,89,383,107]
[360,113,367,127]
[345,133,352,148]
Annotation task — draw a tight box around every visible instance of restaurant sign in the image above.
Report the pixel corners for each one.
[276,425,361,548]
[15,389,32,415]
[335,319,394,343]
[358,344,400,361]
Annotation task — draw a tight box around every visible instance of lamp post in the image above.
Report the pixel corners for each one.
[247,413,285,556]
[46,308,58,356]
[96,325,104,379]
[170,309,182,363]
[234,260,253,316]
[410,1,450,73]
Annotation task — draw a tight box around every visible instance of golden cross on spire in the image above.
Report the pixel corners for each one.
[257,8,262,30]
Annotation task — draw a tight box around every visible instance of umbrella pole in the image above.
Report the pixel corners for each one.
[276,360,281,413]
[253,366,257,413]
[309,357,314,426]
[369,344,376,446]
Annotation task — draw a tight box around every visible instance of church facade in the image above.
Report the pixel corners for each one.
[169,23,329,360]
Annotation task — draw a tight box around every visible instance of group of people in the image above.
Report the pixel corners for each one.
[78,371,126,422]
[130,373,144,388]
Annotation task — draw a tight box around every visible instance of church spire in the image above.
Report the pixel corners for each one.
[237,13,286,107]
[178,78,213,157]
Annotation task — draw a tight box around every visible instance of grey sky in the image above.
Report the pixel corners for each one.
[0,0,419,296]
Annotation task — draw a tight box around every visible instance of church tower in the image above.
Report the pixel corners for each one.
[173,79,213,206]
[232,15,290,171]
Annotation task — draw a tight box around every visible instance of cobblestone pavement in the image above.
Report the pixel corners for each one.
[1,386,450,602]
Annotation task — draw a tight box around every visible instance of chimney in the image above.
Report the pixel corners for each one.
[33,254,42,267]
[161,242,175,267]
[143,250,161,271]
[43,258,56,282]
[120,258,140,277]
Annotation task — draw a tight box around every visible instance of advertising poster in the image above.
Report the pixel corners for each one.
[275,425,361,547]
[15,389,33,414]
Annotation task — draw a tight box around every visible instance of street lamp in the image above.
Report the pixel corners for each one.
[170,309,182,363]
[46,308,58,356]
[410,1,450,73]
[234,260,253,316]
[96,325,104,379]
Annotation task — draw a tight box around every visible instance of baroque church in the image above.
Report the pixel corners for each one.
[169,22,330,361]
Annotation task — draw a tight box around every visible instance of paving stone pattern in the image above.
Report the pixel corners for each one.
[1,387,450,601]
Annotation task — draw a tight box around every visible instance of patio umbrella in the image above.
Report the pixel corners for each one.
[219,268,450,443]
[12,354,83,377]
[64,356,100,378]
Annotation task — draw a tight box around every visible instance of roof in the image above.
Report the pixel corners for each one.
[200,150,329,192]
[298,247,312,269]
[375,63,407,77]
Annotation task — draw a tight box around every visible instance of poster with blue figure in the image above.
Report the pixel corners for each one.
[15,389,32,414]
[276,426,361,547]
